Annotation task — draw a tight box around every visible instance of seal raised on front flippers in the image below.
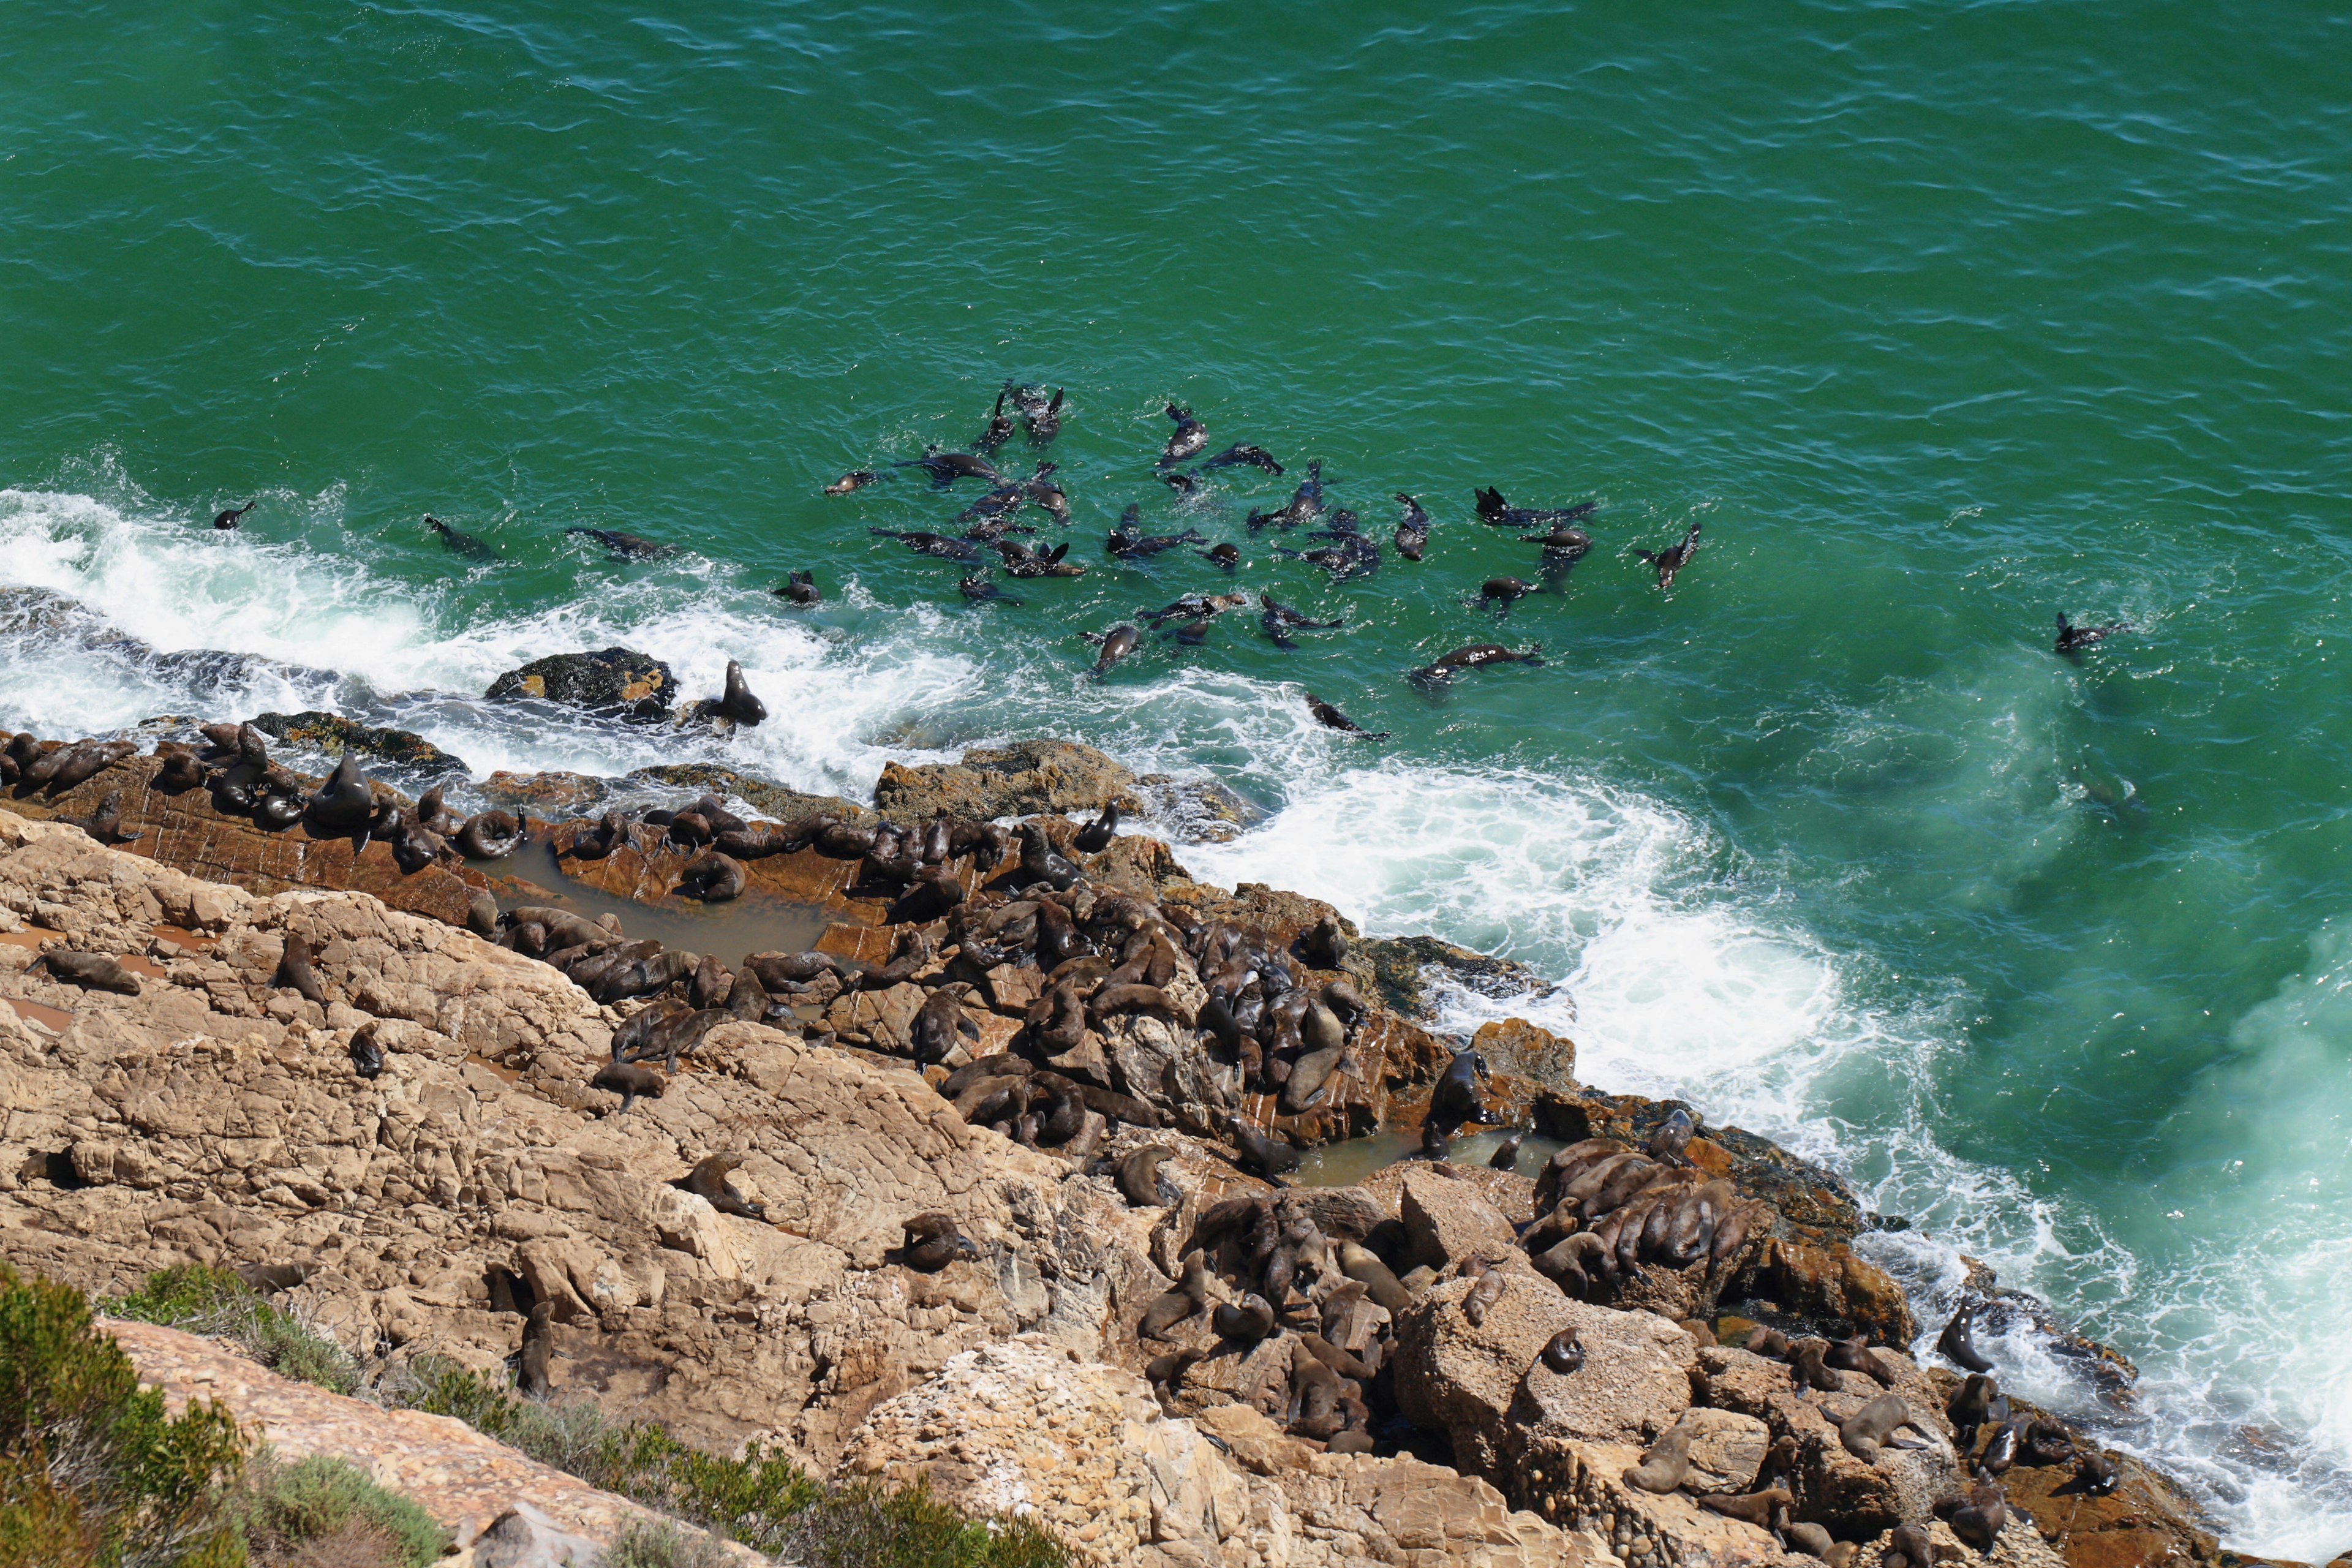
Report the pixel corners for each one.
[1425,1043,1501,1133]
[518,1299,554,1398]
[273,931,327,1005]
[1487,1128,1526,1170]
[1938,1301,1996,1372]
[1945,1479,2007,1551]
[1623,1421,1694,1493]
[1139,1250,1213,1341]
[685,1154,766,1220]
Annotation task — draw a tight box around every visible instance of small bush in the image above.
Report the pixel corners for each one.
[0,1264,249,1568]
[379,1358,1065,1566]
[605,1516,730,1568]
[232,1454,444,1568]
[107,1269,358,1398]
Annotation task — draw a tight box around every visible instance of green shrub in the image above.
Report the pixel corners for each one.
[0,1264,249,1568]
[379,1357,1064,1566]
[231,1454,443,1568]
[106,1269,358,1398]
[605,1516,730,1568]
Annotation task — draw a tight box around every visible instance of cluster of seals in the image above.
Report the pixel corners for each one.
[1515,1127,1774,1300]
[2,731,137,799]
[1137,1190,1381,1454]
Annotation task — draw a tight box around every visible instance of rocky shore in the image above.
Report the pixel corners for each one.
[0,711,2271,1567]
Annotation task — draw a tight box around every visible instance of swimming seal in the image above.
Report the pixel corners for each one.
[997,539,1083,578]
[1072,802,1120,853]
[895,448,1003,487]
[1624,1422,1694,1493]
[1117,1144,1177,1207]
[1085,624,1140,676]
[975,389,1014,454]
[2055,612,2130,654]
[425,515,494,557]
[1246,460,1324,532]
[1488,1128,1526,1170]
[567,527,673,560]
[1938,1302,1996,1372]
[1474,488,1597,528]
[900,1212,981,1272]
[1306,693,1388,738]
[518,1300,554,1397]
[590,1059,665,1112]
[1008,383,1063,445]
[1203,442,1283,474]
[1392,493,1430,560]
[686,1155,766,1219]
[870,527,985,561]
[33,951,141,996]
[1259,594,1346,650]
[1199,541,1242,571]
[1634,521,1702,588]
[1411,643,1544,684]
[1474,576,1534,611]
[1158,404,1208,467]
[274,931,327,1005]
[773,569,821,605]
[212,501,257,530]
[959,568,1023,605]
[824,470,878,495]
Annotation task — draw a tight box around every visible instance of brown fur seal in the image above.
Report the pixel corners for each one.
[1827,1332,1899,1387]
[1938,1302,1996,1372]
[273,931,327,1005]
[676,851,745,902]
[1212,1294,1275,1343]
[1784,1523,1836,1559]
[1532,1232,1607,1299]
[62,788,138,845]
[1839,1393,1929,1463]
[233,1262,312,1294]
[1487,1128,1526,1170]
[1227,1114,1300,1180]
[1623,1422,1694,1493]
[33,951,141,996]
[1698,1485,1791,1526]
[1140,1251,1212,1340]
[1945,1480,2007,1551]
[590,1060,665,1112]
[900,1213,981,1272]
[1790,1338,1842,1392]
[686,1155,765,1219]
[911,984,982,1066]
[1634,521,1702,588]
[1117,1144,1178,1208]
[519,1300,554,1398]
[1335,1240,1413,1314]
[1540,1328,1585,1374]
[1461,1265,1509,1327]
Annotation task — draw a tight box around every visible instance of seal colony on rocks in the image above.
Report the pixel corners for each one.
[0,734,2226,1568]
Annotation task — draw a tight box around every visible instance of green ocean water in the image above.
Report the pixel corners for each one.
[4,3,2350,1548]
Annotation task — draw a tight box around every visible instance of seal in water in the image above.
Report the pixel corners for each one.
[773,569,821,605]
[1199,541,1242,571]
[870,527,984,561]
[999,539,1084,578]
[975,389,1014,454]
[1072,802,1120,853]
[900,1213,981,1272]
[212,501,257,530]
[1259,594,1346,650]
[2055,611,2130,653]
[1246,460,1324,532]
[1014,385,1064,445]
[1158,404,1208,467]
[1634,520,1702,588]
[1393,493,1430,560]
[686,1154,766,1219]
[1474,576,1534,611]
[1085,624,1140,676]
[1204,442,1282,474]
[959,568,1023,605]
[1937,1301,1996,1372]
[714,660,767,725]
[895,448,1003,487]
[1474,488,1597,528]
[1488,1128,1526,1170]
[426,515,494,557]
[1411,643,1544,685]
[824,470,878,495]
[1227,1114,1300,1180]
[566,527,673,560]
[1305,693,1388,739]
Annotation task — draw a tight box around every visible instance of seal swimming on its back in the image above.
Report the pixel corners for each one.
[1158,404,1208,467]
[1634,521,1702,588]
[773,569,820,605]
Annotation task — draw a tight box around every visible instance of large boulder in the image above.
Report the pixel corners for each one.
[625,764,870,825]
[484,648,677,721]
[872,740,1134,821]
[1471,1017,1577,1088]
[247,712,471,778]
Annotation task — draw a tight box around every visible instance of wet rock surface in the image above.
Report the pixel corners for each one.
[484,647,679,721]
[873,739,1137,820]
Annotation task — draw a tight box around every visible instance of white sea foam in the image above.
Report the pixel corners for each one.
[2,483,2346,1555]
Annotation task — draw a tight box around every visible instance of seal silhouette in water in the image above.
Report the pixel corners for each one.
[1305,693,1388,739]
[1085,624,1140,676]
[773,569,820,605]
[1634,521,1702,588]
[1393,494,1430,560]
[1411,643,1544,685]
[1260,594,1346,650]
[975,389,1014,454]
[567,526,672,560]
[211,500,257,530]
[2055,612,2131,653]
[1204,442,1283,474]
[1474,576,1534,612]
[1474,488,1596,528]
[426,515,494,557]
[1158,404,1208,467]
[959,568,1023,605]
[824,469,877,495]
[896,447,1003,486]
[870,527,985,561]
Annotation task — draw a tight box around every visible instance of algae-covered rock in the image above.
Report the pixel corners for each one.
[872,739,1134,821]
[484,648,677,721]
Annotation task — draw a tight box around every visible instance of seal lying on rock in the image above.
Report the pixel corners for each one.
[1623,1421,1694,1493]
[1140,1251,1212,1341]
[1117,1145,1177,1208]
[1839,1393,1934,1463]
[685,1155,766,1220]
[590,1060,665,1113]
[32,951,141,996]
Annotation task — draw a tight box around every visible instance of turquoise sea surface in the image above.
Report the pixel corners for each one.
[4,4,2348,1550]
